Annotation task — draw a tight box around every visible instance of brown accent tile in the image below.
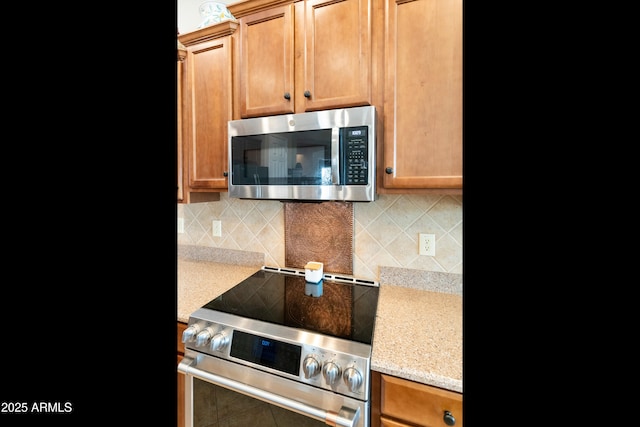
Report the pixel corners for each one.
[284,202,353,274]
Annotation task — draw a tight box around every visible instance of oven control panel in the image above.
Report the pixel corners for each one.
[183,316,372,400]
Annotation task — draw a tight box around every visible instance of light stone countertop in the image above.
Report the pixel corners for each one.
[371,284,462,393]
[177,245,264,323]
[177,259,260,323]
[177,246,462,394]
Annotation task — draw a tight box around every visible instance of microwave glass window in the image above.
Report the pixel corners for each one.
[231,129,332,185]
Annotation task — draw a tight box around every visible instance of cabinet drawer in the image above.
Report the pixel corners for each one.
[380,416,413,427]
[177,322,187,354]
[381,374,462,427]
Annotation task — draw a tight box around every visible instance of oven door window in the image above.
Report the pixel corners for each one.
[194,378,326,427]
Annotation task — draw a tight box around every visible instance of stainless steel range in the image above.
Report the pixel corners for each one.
[178,266,380,427]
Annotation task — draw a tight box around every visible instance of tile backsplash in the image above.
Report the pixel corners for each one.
[178,193,462,281]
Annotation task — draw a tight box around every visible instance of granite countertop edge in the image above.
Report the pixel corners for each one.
[370,363,463,394]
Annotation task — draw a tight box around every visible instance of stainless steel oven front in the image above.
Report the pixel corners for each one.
[177,267,380,427]
[179,344,368,427]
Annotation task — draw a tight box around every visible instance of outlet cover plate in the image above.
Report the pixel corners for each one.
[419,233,435,256]
[212,220,222,237]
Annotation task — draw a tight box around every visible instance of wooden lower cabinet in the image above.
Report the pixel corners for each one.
[380,419,416,427]
[177,322,187,427]
[372,371,462,427]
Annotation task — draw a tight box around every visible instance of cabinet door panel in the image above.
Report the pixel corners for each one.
[185,36,233,190]
[380,417,412,427]
[177,354,185,427]
[304,0,371,110]
[178,322,187,427]
[383,0,462,189]
[381,374,462,427]
[240,5,295,117]
[178,57,185,202]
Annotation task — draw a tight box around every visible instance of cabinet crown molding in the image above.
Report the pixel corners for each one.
[228,0,298,19]
[179,20,239,46]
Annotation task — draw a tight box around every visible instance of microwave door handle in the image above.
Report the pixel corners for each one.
[253,173,262,198]
[331,128,340,185]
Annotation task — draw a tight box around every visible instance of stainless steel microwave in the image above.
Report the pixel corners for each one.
[228,106,376,202]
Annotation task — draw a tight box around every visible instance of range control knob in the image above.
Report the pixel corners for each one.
[323,361,341,385]
[303,355,321,379]
[210,331,229,351]
[195,326,216,347]
[181,324,201,343]
[343,367,363,392]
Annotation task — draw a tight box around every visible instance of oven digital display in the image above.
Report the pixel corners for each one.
[230,330,301,376]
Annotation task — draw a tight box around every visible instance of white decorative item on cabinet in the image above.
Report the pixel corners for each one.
[198,1,235,28]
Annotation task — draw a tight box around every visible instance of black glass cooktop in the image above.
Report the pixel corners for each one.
[202,269,380,345]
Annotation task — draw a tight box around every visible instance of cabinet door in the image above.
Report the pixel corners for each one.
[183,36,233,190]
[380,418,412,427]
[177,354,185,427]
[177,322,187,355]
[380,374,462,427]
[239,4,295,118]
[178,322,187,427]
[177,54,185,203]
[303,0,372,111]
[382,0,462,190]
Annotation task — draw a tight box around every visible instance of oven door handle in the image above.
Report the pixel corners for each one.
[178,356,360,427]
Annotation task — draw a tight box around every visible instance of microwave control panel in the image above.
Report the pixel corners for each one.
[341,126,369,185]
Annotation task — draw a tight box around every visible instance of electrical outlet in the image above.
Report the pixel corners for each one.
[177,218,184,234]
[419,233,435,256]
[212,220,222,237]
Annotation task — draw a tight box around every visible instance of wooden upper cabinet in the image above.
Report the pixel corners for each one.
[186,35,232,190]
[177,40,187,203]
[238,0,372,117]
[382,0,462,191]
[180,23,237,194]
[303,0,372,111]
[239,4,295,117]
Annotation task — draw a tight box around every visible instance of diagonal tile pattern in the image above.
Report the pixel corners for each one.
[178,193,462,281]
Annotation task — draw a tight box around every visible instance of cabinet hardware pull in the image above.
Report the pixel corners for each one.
[304,90,311,98]
[443,410,456,426]
[223,171,228,177]
[385,167,393,174]
[284,92,291,100]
